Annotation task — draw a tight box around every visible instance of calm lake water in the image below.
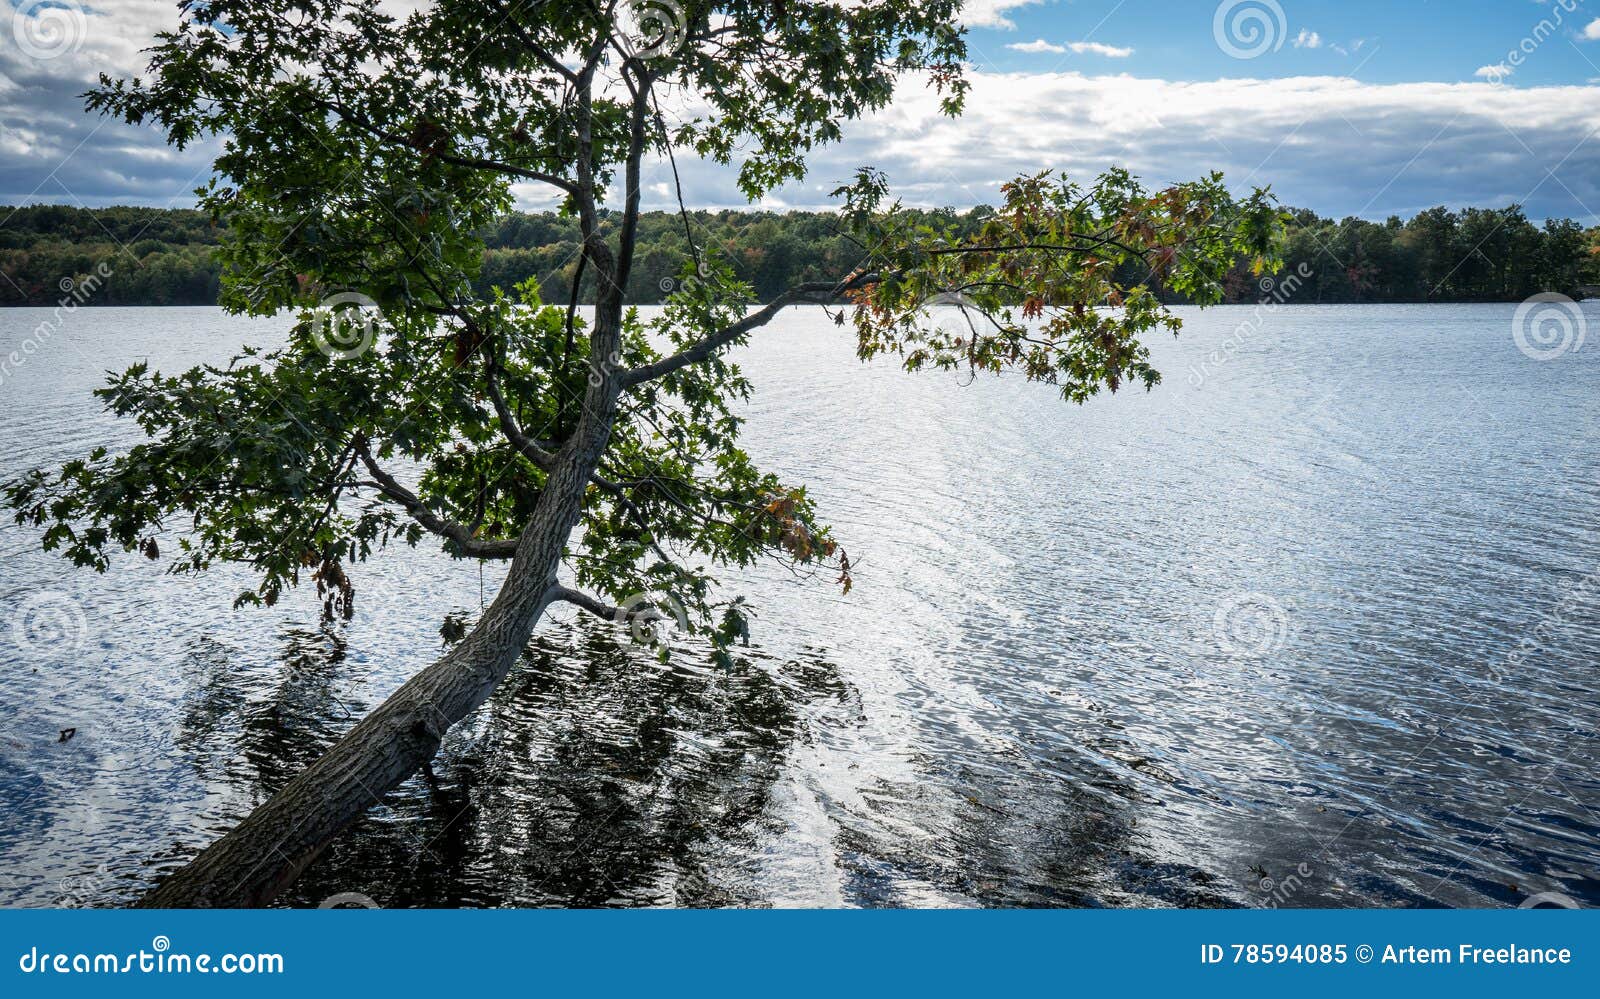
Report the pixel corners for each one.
[1,303,1597,909]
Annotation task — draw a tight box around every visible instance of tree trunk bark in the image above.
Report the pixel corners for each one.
[138,354,622,908]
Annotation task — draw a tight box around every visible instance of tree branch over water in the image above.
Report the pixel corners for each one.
[4,0,1286,907]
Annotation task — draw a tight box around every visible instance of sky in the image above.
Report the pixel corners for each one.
[3,1,1600,222]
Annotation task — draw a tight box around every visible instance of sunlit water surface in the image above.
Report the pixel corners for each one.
[2,303,1597,908]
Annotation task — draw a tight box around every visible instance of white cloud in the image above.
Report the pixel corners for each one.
[6,3,1600,226]
[1008,39,1067,55]
[1475,63,1513,81]
[1007,40,1134,58]
[959,0,1043,31]
[1067,41,1134,58]
[1583,18,1600,41]
[1294,29,1323,50]
[639,73,1600,224]
[1,0,152,84]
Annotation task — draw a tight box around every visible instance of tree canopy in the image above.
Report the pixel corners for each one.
[10,0,1281,656]
[5,0,1282,905]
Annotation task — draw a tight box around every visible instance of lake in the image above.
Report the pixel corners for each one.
[1,302,1597,909]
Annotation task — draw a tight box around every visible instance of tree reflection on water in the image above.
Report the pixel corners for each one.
[113,615,1223,909]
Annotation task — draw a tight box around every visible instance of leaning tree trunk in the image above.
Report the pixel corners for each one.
[138,330,623,908]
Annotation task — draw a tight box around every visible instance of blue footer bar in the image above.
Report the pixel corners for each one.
[2,910,1594,997]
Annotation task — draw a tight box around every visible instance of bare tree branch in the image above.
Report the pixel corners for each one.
[547,584,642,622]
[621,276,876,387]
[318,98,581,195]
[483,360,560,470]
[495,0,582,85]
[356,445,519,559]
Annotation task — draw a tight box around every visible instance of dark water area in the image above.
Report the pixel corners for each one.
[2,304,1598,908]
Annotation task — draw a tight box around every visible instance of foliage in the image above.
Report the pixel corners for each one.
[839,167,1280,400]
[6,202,1597,309]
[6,0,1279,664]
[0,205,221,305]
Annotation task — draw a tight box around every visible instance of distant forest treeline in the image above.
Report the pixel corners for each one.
[3,202,1598,307]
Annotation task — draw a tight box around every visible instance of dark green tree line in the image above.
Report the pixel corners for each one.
[7,202,1598,308]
